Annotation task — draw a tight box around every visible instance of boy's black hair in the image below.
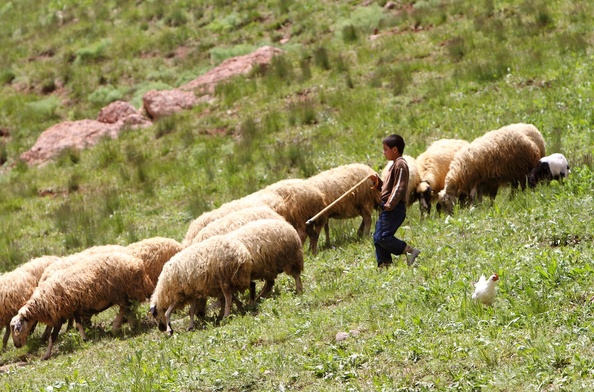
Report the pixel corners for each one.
[383,134,405,154]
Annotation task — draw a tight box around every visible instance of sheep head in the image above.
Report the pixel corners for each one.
[149,305,167,332]
[10,315,33,348]
[437,189,455,215]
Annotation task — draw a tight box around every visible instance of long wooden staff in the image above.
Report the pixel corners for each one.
[306,173,376,226]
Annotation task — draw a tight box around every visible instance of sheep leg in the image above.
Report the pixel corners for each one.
[165,302,177,336]
[112,306,126,332]
[2,326,9,351]
[254,280,275,303]
[188,300,197,331]
[221,284,233,318]
[293,274,303,294]
[359,211,372,237]
[73,314,88,341]
[324,222,331,246]
[40,324,52,343]
[42,322,63,361]
[306,224,320,255]
[249,281,256,304]
[123,304,137,330]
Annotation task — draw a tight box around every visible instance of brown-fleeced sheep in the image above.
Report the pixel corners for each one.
[125,237,182,290]
[149,236,254,334]
[257,179,328,255]
[181,191,286,248]
[0,256,60,350]
[414,139,469,215]
[438,126,541,214]
[189,206,286,245]
[305,163,380,246]
[224,218,304,303]
[10,252,153,359]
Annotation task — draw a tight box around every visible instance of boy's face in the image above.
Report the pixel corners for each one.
[383,143,399,161]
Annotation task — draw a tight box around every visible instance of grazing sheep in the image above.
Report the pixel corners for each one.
[0,256,59,350]
[258,179,328,255]
[181,191,286,248]
[528,153,570,188]
[10,252,153,360]
[414,139,469,215]
[438,126,541,214]
[500,123,546,158]
[190,206,285,245]
[381,155,420,207]
[224,219,304,303]
[305,163,380,246]
[150,236,254,334]
[125,237,182,289]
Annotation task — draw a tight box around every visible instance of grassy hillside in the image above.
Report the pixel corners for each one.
[1,0,593,390]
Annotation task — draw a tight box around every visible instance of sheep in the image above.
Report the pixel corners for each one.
[305,163,381,246]
[528,153,570,188]
[224,219,304,303]
[149,236,254,334]
[257,179,328,255]
[380,155,421,207]
[438,126,541,214]
[181,191,286,248]
[414,139,469,215]
[189,206,286,245]
[0,255,60,350]
[125,237,182,290]
[10,252,153,359]
[499,123,546,158]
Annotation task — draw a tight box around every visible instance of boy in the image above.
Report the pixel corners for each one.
[371,134,421,268]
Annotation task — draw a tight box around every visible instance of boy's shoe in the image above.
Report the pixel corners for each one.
[407,248,421,266]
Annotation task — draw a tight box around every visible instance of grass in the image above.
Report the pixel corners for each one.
[1,0,594,390]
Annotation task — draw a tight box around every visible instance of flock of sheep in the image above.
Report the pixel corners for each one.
[0,123,569,360]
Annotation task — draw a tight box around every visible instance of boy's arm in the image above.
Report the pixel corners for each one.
[383,166,406,210]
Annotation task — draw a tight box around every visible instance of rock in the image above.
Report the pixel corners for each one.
[20,117,151,166]
[335,331,350,342]
[142,89,198,120]
[97,100,141,124]
[180,45,284,95]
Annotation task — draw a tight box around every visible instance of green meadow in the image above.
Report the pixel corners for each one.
[1,0,593,390]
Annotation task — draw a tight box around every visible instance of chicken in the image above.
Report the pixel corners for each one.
[472,273,499,305]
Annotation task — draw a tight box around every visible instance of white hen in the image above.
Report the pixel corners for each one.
[472,273,499,305]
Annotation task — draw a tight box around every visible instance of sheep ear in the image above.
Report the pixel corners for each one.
[149,306,157,318]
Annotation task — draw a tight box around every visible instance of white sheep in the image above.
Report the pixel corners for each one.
[438,126,541,214]
[528,153,570,188]
[189,206,285,245]
[149,236,254,334]
[414,139,469,215]
[224,219,304,303]
[257,179,328,255]
[125,237,183,290]
[10,252,153,359]
[305,163,381,246]
[0,255,60,350]
[181,191,286,248]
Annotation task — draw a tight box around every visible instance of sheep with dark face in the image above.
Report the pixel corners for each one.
[438,126,541,214]
[528,153,570,188]
[413,139,469,215]
[149,236,254,334]
[10,252,152,360]
[0,256,59,350]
